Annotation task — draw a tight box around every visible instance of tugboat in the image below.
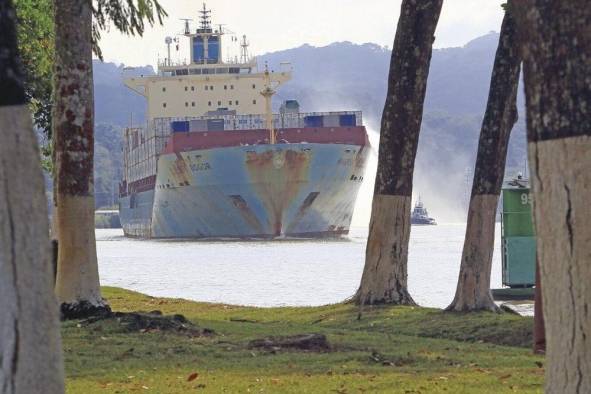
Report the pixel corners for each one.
[411,198,437,225]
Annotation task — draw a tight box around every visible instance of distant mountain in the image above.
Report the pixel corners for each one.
[91,33,528,220]
[260,32,524,120]
[93,63,153,127]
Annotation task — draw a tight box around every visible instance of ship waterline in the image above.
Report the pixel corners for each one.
[120,141,368,238]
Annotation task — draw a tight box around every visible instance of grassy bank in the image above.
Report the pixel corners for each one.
[63,287,543,393]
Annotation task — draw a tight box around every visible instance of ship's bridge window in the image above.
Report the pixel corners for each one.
[240,67,251,74]
[189,68,201,75]
[175,69,188,76]
[229,67,240,74]
[202,68,213,75]
[216,68,228,74]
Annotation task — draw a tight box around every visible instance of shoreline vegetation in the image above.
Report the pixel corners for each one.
[63,287,543,393]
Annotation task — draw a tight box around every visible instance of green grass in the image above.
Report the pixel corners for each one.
[63,287,544,393]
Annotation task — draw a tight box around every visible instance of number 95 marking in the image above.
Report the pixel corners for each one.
[520,193,532,205]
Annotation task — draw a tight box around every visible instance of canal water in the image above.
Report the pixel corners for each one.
[96,223,505,309]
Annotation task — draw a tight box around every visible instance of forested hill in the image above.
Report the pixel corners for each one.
[92,32,527,219]
[259,32,524,121]
[94,63,153,127]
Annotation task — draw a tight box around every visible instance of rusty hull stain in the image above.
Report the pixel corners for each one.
[246,149,311,236]
[169,153,193,187]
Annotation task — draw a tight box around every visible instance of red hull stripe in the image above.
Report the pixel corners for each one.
[162,126,369,154]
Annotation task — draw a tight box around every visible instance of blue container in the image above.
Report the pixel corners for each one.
[171,121,190,132]
[207,119,224,131]
[304,115,324,128]
[339,114,356,126]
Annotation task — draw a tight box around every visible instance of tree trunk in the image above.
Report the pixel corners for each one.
[533,258,545,354]
[514,2,591,392]
[52,0,110,319]
[446,4,520,312]
[353,0,443,305]
[0,1,64,392]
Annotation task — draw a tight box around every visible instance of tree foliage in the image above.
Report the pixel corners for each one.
[14,0,54,136]
[91,0,167,60]
[13,0,167,138]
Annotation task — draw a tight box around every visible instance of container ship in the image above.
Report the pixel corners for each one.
[118,5,370,238]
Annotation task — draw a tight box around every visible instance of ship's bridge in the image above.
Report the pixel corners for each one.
[123,4,291,122]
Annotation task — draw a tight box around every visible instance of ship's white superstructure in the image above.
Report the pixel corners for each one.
[123,4,291,122]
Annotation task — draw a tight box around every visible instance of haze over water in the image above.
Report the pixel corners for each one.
[96,223,503,309]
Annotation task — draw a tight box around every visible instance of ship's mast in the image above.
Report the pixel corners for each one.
[164,36,172,66]
[198,3,211,30]
[240,35,250,64]
[260,63,276,144]
[183,3,224,64]
[181,18,191,34]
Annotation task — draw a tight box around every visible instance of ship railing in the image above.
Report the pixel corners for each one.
[157,59,258,75]
[151,110,363,132]
[122,123,168,185]
[157,58,256,69]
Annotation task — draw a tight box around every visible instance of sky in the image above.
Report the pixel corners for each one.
[98,0,505,67]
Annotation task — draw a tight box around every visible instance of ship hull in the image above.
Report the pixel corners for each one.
[119,142,368,238]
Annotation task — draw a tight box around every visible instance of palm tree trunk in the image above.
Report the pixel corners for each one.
[0,0,64,391]
[446,3,520,312]
[514,1,591,392]
[353,0,443,305]
[52,0,110,319]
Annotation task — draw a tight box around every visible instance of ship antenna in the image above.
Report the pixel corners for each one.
[164,36,173,66]
[199,3,211,30]
[180,18,192,35]
[240,34,250,63]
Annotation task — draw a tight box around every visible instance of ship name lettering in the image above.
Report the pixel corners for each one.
[190,162,212,172]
